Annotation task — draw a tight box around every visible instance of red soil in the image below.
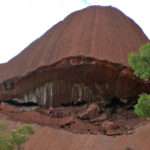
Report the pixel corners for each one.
[0,103,148,136]
[0,102,150,150]
[24,124,150,150]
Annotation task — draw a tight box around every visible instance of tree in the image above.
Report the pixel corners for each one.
[128,43,150,117]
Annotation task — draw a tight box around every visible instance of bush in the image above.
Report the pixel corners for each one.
[128,43,150,80]
[0,136,14,150]
[0,124,34,150]
[128,43,150,117]
[134,94,150,117]
[11,125,34,150]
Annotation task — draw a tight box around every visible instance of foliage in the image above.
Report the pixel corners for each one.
[128,43,150,117]
[0,136,14,150]
[0,123,34,150]
[11,124,34,147]
[128,43,150,80]
[134,94,150,117]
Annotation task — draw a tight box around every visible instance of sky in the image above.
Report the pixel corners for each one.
[0,0,150,63]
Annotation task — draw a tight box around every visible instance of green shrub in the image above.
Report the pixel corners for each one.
[13,124,34,137]
[128,43,150,80]
[0,136,14,150]
[128,43,150,117]
[11,125,34,150]
[0,124,34,150]
[134,94,150,117]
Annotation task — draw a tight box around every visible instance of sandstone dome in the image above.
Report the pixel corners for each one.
[0,6,149,106]
[0,5,148,82]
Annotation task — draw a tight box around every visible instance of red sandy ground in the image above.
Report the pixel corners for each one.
[0,103,150,150]
[0,103,148,135]
[24,124,150,150]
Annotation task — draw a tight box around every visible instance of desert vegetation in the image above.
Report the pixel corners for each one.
[0,122,34,150]
[129,43,150,117]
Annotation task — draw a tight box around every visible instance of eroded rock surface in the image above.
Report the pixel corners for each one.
[0,6,149,107]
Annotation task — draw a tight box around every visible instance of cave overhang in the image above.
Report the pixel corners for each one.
[0,56,149,107]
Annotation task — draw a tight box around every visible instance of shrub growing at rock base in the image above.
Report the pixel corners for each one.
[128,43,150,117]
[128,43,150,80]
[134,94,150,117]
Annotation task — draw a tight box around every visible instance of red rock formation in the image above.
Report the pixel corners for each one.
[0,6,149,106]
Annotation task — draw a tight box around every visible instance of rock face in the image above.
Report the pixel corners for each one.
[0,6,149,106]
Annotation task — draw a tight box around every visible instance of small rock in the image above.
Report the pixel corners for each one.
[60,116,75,128]
[105,129,123,136]
[90,113,107,123]
[120,98,128,104]
[125,146,134,150]
[125,129,134,135]
[77,103,100,120]
[116,107,123,113]
[48,107,66,118]
[48,106,54,115]
[101,121,120,132]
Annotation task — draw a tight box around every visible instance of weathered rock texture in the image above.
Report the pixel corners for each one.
[0,6,149,106]
[15,80,95,106]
